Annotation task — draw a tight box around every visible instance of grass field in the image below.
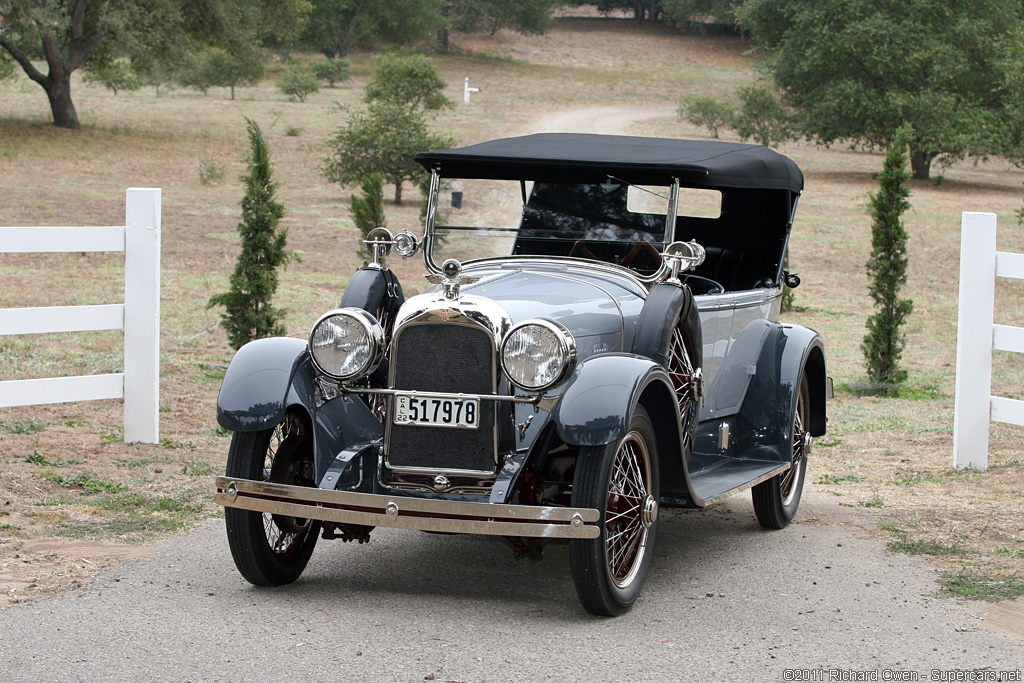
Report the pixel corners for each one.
[1,12,1022,604]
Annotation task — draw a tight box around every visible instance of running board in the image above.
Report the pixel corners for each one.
[688,458,789,506]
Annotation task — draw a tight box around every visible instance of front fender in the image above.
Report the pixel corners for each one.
[555,354,673,447]
[216,337,308,431]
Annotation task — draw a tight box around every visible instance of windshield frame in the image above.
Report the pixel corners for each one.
[421,170,679,285]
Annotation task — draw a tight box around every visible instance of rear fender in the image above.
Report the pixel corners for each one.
[736,324,827,461]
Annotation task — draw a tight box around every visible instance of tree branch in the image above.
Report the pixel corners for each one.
[0,31,48,86]
[67,0,103,72]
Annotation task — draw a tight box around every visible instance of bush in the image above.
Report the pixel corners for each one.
[732,84,793,148]
[277,66,319,102]
[207,119,293,349]
[677,95,734,138]
[351,174,387,266]
[311,59,351,87]
[198,159,226,185]
[861,124,914,393]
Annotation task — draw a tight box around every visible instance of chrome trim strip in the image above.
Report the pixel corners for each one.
[353,387,539,404]
[214,477,601,539]
[695,288,782,313]
[460,255,665,289]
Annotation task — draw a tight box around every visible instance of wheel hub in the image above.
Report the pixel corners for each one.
[641,495,658,528]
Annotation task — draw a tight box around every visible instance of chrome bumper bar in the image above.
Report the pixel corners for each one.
[214,477,601,539]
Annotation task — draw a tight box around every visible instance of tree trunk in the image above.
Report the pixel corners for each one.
[230,84,235,100]
[46,73,81,130]
[394,182,403,205]
[438,27,450,52]
[910,150,934,180]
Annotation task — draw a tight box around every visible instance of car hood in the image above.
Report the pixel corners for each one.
[457,265,645,338]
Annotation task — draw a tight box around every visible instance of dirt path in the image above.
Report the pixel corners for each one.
[536,105,678,134]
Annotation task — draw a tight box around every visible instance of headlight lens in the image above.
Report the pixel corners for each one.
[501,319,577,392]
[308,308,384,381]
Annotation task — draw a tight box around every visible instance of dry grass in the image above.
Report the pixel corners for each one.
[0,11,1022,604]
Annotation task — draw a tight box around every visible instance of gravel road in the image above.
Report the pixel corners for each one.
[1,496,1021,682]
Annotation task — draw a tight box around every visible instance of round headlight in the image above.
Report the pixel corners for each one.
[308,308,385,381]
[501,319,577,392]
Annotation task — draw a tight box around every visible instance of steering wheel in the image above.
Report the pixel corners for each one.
[569,238,662,270]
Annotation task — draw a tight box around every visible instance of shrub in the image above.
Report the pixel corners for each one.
[311,59,351,87]
[677,95,733,138]
[277,66,319,102]
[862,124,914,393]
[198,159,226,185]
[207,119,293,350]
[350,174,387,266]
[732,85,794,148]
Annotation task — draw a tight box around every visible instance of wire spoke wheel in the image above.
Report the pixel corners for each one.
[667,326,700,454]
[224,417,320,586]
[571,405,659,616]
[752,374,811,529]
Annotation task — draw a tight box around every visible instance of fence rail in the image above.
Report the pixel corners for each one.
[0,189,161,443]
[953,211,1024,469]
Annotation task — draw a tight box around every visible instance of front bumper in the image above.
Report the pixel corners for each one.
[214,477,601,539]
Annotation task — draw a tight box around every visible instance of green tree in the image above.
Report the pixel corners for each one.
[862,125,914,392]
[438,0,560,50]
[661,0,739,32]
[82,60,142,96]
[731,84,793,148]
[363,52,453,112]
[738,0,1024,179]
[208,119,293,350]
[180,47,266,100]
[678,95,733,138]
[311,58,352,87]
[323,103,455,204]
[350,174,388,266]
[303,0,441,59]
[277,65,321,102]
[0,0,303,129]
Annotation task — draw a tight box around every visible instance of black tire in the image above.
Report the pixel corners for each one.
[752,374,811,529]
[224,423,320,586]
[570,405,660,616]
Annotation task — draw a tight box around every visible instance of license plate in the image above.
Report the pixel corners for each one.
[393,394,479,429]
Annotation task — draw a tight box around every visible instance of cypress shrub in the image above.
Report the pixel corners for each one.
[208,118,292,349]
[862,124,914,393]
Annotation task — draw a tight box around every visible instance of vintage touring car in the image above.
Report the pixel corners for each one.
[214,133,829,616]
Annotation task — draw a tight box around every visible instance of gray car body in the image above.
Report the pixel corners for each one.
[217,259,826,508]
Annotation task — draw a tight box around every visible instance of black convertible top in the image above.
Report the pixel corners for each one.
[414,133,803,193]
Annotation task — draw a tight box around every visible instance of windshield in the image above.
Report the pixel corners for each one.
[427,179,675,276]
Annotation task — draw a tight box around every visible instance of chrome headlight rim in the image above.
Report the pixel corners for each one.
[500,318,577,393]
[307,308,385,382]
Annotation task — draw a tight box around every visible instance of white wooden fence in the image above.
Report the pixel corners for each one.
[953,211,1024,469]
[0,188,161,443]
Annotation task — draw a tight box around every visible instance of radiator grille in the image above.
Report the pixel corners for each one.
[386,323,496,473]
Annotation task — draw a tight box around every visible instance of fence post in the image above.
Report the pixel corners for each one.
[123,188,161,444]
[952,212,997,469]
